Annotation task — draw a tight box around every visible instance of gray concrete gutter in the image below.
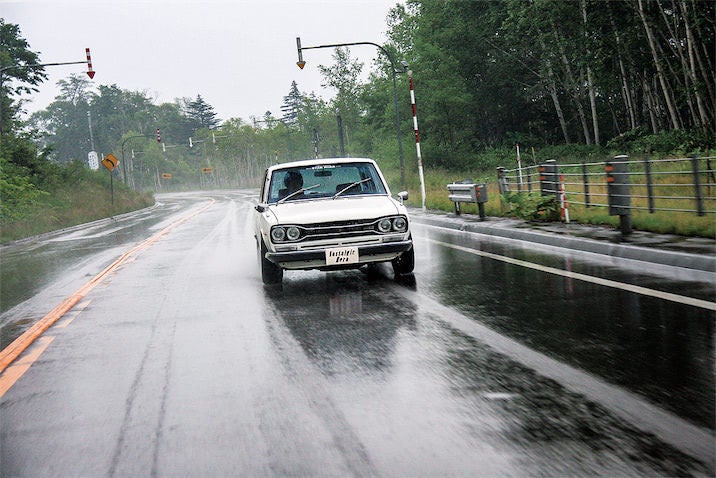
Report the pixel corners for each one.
[409,209,716,274]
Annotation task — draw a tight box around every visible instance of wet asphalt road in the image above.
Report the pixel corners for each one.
[1,191,714,476]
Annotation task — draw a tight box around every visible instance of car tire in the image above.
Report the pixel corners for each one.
[259,239,283,284]
[391,243,415,275]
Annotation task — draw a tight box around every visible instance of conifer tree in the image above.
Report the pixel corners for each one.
[184,94,220,130]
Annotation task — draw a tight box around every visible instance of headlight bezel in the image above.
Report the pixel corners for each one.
[392,216,408,232]
[377,218,393,233]
[375,215,409,234]
[286,226,301,241]
[270,225,304,243]
[270,227,286,243]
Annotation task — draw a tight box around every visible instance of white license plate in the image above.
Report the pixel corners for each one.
[325,247,359,265]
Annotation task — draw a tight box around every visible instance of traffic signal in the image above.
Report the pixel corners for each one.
[85,48,95,79]
[156,128,161,143]
[296,37,306,69]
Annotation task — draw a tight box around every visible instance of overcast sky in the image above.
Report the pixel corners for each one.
[3,0,401,122]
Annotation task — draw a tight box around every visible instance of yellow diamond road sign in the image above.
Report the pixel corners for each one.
[102,153,118,171]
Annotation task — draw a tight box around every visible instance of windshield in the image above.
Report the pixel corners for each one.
[266,162,387,203]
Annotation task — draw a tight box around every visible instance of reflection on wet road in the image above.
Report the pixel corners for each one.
[412,225,714,431]
[266,271,711,476]
[0,191,713,476]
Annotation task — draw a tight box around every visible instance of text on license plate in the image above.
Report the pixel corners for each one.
[325,247,359,265]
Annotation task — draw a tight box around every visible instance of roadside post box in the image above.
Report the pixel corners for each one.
[447,181,488,220]
[474,183,487,220]
[474,183,488,204]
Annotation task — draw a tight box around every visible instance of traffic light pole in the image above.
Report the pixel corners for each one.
[0,49,95,136]
[296,38,407,191]
[121,134,152,188]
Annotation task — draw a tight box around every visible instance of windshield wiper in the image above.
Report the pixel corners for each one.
[332,178,373,199]
[277,183,320,204]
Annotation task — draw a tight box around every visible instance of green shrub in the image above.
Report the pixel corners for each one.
[0,166,50,223]
[501,192,560,222]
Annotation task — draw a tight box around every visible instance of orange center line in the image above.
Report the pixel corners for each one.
[0,336,55,397]
[0,198,215,376]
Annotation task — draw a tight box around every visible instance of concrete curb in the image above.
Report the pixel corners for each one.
[411,213,716,274]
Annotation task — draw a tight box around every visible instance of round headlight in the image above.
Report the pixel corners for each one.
[286,226,301,241]
[271,227,286,242]
[392,216,407,232]
[377,218,392,233]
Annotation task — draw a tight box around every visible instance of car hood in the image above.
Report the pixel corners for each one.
[267,196,405,225]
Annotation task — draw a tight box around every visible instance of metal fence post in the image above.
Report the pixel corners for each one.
[539,159,559,196]
[582,162,590,208]
[497,167,510,194]
[606,155,632,236]
[644,158,655,213]
[526,170,532,193]
[691,156,705,216]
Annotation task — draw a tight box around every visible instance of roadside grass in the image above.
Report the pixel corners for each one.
[0,181,153,244]
[558,159,715,237]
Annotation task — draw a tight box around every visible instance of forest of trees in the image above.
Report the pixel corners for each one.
[1,0,714,225]
[396,0,714,166]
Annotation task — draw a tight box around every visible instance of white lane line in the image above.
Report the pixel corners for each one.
[426,238,716,311]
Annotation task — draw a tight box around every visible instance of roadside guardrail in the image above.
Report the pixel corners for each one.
[497,155,715,235]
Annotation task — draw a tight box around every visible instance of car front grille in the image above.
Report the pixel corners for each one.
[300,219,380,242]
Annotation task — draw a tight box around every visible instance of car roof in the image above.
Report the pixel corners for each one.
[266,157,378,173]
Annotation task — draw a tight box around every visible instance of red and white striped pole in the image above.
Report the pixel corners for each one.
[85,48,95,79]
[516,143,523,189]
[559,174,570,223]
[408,70,427,210]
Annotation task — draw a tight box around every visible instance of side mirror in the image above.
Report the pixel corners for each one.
[397,191,409,203]
[255,204,267,213]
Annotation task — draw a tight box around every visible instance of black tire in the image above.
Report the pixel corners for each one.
[391,244,415,275]
[259,239,283,284]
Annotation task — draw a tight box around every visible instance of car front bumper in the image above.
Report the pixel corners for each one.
[265,240,413,270]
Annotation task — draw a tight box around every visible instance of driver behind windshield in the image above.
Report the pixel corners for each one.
[279,170,304,200]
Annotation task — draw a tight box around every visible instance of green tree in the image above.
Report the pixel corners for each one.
[184,94,220,130]
[380,0,715,167]
[0,20,51,226]
[0,20,47,136]
[318,47,364,155]
[31,74,95,164]
[280,81,302,127]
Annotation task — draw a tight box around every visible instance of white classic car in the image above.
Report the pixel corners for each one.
[254,158,415,284]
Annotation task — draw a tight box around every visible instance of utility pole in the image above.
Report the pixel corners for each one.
[336,110,345,157]
[87,111,95,151]
[87,111,99,170]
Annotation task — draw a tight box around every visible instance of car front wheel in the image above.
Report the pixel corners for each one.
[259,239,283,284]
[391,243,414,275]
